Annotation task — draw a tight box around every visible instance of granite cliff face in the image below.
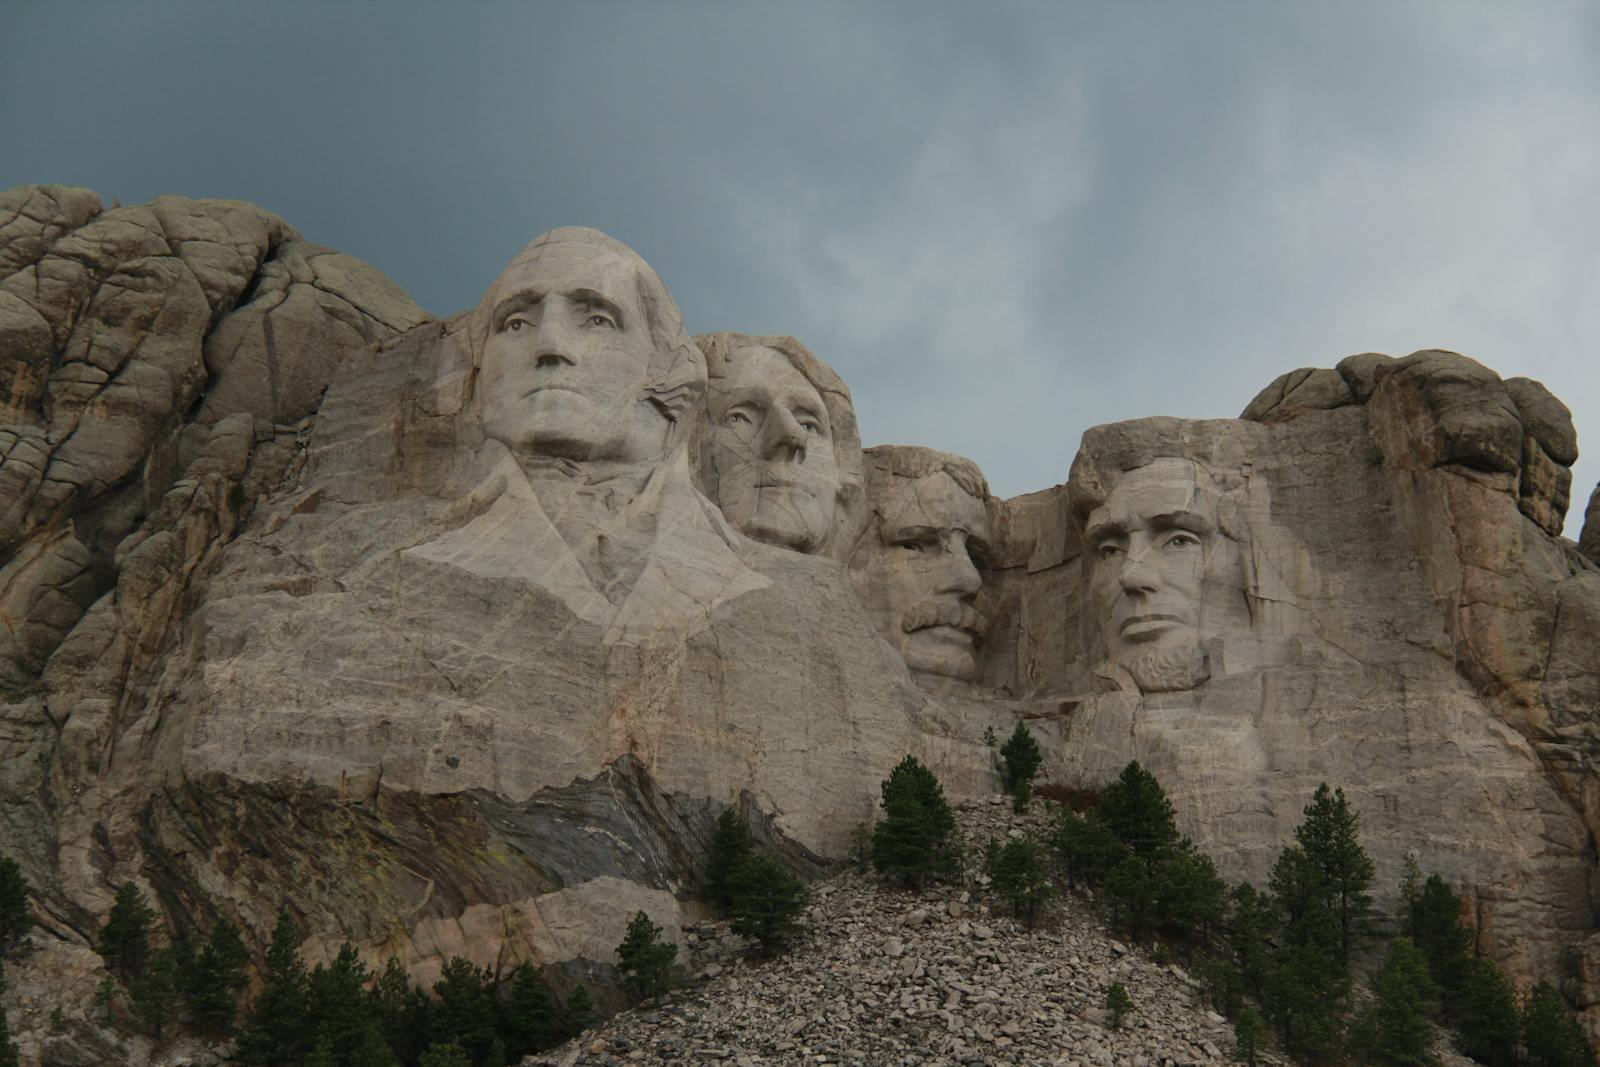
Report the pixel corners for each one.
[1,187,1598,1042]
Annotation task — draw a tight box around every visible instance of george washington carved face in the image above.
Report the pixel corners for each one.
[475,229,701,468]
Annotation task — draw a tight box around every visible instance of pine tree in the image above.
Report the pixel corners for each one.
[1097,761,1180,858]
[1522,980,1596,1067]
[1054,806,1127,887]
[1105,982,1133,1028]
[1104,854,1157,940]
[97,882,157,980]
[999,721,1043,805]
[307,942,376,1063]
[1454,956,1520,1067]
[93,971,120,1024]
[432,956,498,1065]
[190,915,250,1035]
[351,1019,401,1067]
[1226,883,1275,1000]
[237,906,310,1066]
[1291,784,1374,965]
[1234,1006,1266,1065]
[1263,939,1348,1064]
[705,809,755,912]
[560,984,595,1038]
[0,858,32,956]
[130,946,180,1039]
[1401,872,1472,1002]
[304,1036,339,1067]
[1153,842,1228,950]
[985,836,1055,928]
[502,962,559,1056]
[371,956,432,1063]
[726,851,810,956]
[0,963,18,1067]
[616,910,677,1000]
[871,756,959,890]
[1349,937,1440,1067]
[419,1039,473,1067]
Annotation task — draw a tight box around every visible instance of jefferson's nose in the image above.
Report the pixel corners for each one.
[763,406,808,463]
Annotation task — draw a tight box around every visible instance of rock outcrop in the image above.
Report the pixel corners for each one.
[1,187,1597,1050]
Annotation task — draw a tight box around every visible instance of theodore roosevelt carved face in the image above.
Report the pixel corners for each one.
[852,446,992,684]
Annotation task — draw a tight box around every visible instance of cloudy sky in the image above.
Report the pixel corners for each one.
[7,1,1598,536]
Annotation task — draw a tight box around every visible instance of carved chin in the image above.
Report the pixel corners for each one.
[1115,639,1210,694]
[727,489,831,553]
[901,626,981,682]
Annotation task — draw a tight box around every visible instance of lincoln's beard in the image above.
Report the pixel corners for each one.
[1114,634,1210,694]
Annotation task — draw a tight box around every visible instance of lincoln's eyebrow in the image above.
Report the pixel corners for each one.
[490,289,542,331]
[1150,510,1214,535]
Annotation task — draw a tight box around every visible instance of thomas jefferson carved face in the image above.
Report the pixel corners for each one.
[708,345,841,552]
[479,239,669,466]
[860,468,991,683]
[1084,457,1238,693]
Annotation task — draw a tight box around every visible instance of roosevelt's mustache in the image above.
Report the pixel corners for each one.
[902,600,985,636]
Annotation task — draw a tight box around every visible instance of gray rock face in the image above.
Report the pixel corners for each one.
[2,187,1598,1045]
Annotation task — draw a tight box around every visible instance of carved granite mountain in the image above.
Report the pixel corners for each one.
[2,186,1599,1048]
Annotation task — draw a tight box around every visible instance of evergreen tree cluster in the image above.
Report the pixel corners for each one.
[0,855,31,1067]
[871,755,961,890]
[705,810,810,956]
[998,721,1043,812]
[235,907,593,1067]
[1055,761,1228,950]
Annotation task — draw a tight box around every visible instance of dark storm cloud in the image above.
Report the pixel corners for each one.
[5,0,1596,534]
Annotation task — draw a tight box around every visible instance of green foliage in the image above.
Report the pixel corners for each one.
[1154,843,1229,950]
[1522,980,1596,1067]
[304,1036,339,1067]
[560,984,595,1037]
[1105,981,1133,1027]
[1348,937,1440,1067]
[871,756,960,890]
[1097,761,1180,858]
[999,721,1043,803]
[189,915,249,1035]
[1454,955,1521,1067]
[982,725,998,747]
[419,1039,474,1067]
[97,882,157,980]
[1193,950,1244,1018]
[130,946,180,1039]
[432,956,499,1066]
[1234,1005,1266,1065]
[1054,806,1126,887]
[985,836,1055,928]
[705,809,755,912]
[0,858,32,955]
[727,851,810,956]
[0,964,18,1067]
[93,971,120,1023]
[1226,883,1275,1001]
[237,906,310,1066]
[616,910,677,1001]
[502,962,560,1056]
[1400,870,1473,1003]
[1286,783,1374,965]
[1104,853,1157,940]
[307,942,378,1064]
[1263,940,1348,1065]
[847,822,873,871]
[370,956,432,1064]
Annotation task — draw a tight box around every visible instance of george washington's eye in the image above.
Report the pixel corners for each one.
[1097,543,1124,560]
[504,315,531,333]
[583,309,617,329]
[725,411,752,427]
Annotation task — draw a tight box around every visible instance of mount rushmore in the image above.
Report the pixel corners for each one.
[1,186,1599,1031]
